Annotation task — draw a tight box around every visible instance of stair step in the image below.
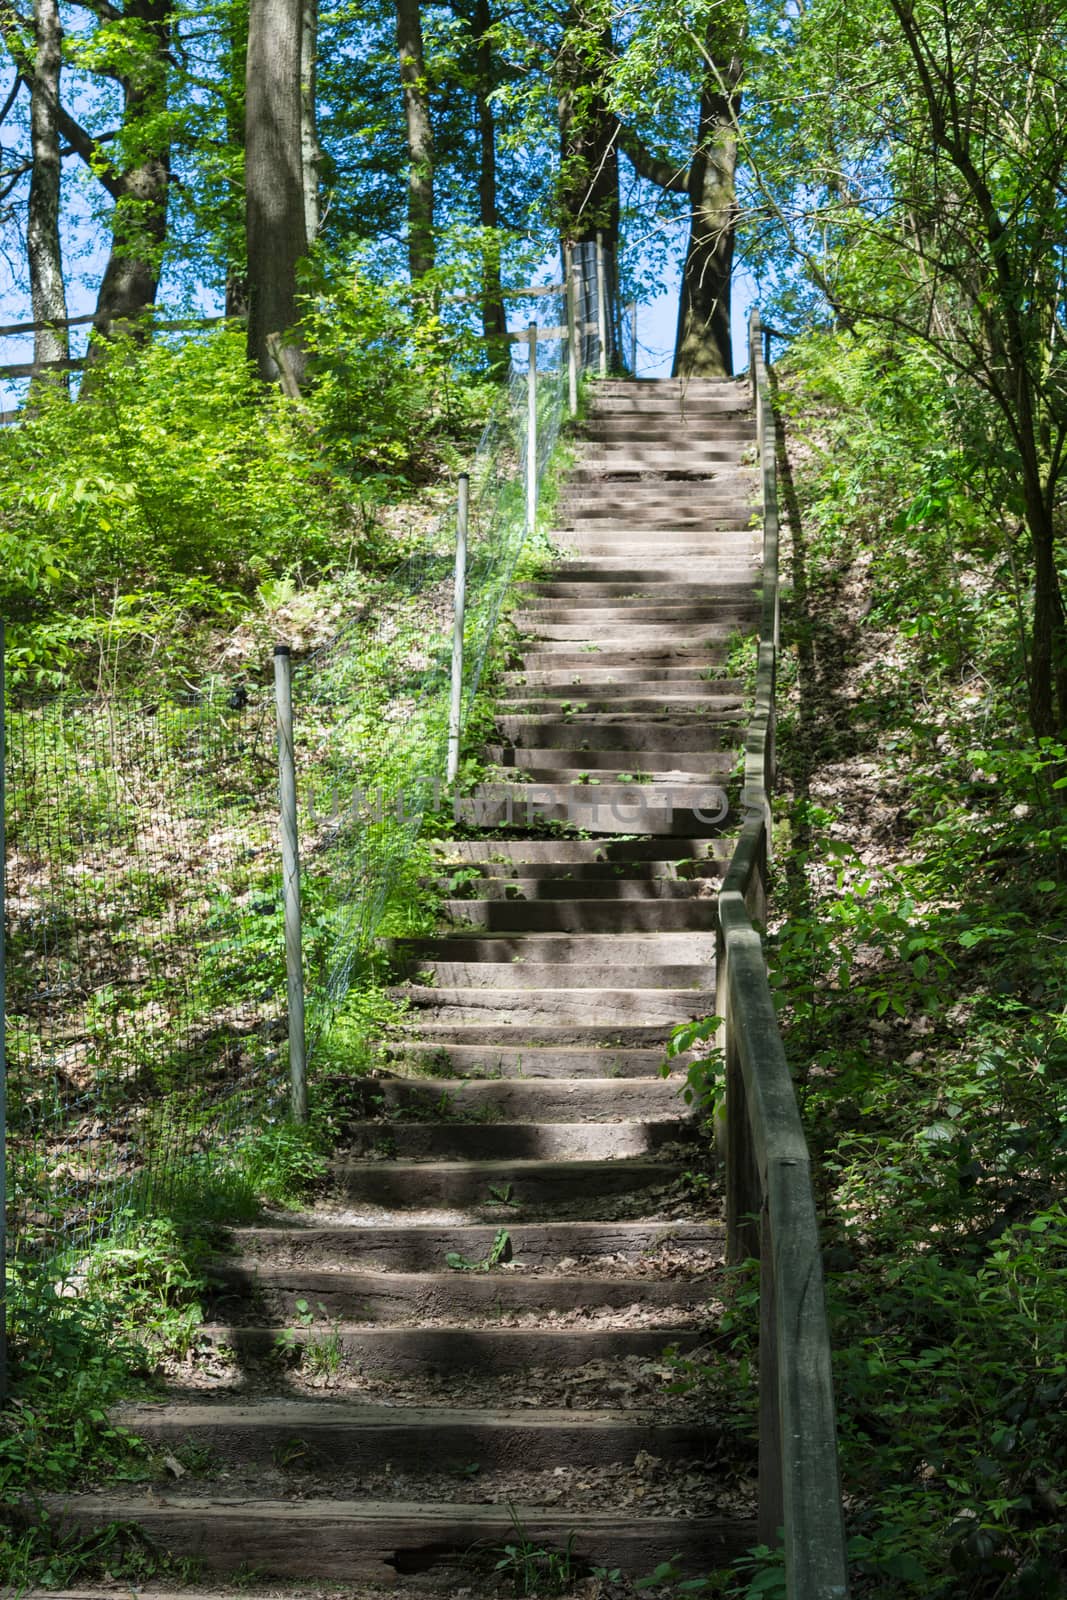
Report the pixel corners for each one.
[513,647,739,667]
[436,875,723,900]
[543,561,760,580]
[410,961,715,988]
[496,718,743,748]
[401,1023,684,1045]
[486,747,736,776]
[429,852,726,875]
[496,679,744,698]
[443,896,721,930]
[427,838,731,862]
[387,1041,694,1076]
[515,581,756,599]
[196,1322,710,1368]
[329,1156,689,1208]
[49,1495,755,1581]
[206,1264,711,1321]
[113,1401,716,1468]
[338,1119,696,1160]
[228,1219,725,1270]
[403,929,717,957]
[334,1074,694,1114]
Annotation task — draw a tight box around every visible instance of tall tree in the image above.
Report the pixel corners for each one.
[556,0,619,365]
[245,0,308,381]
[671,19,742,378]
[746,0,1067,734]
[472,0,507,370]
[617,2,745,378]
[26,0,67,390]
[300,0,322,242]
[396,0,434,277]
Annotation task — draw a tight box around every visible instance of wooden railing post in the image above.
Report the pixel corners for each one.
[596,231,608,378]
[565,244,579,415]
[758,1194,784,1546]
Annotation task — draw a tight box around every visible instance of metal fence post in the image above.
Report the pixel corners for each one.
[526,322,538,534]
[447,474,470,786]
[565,243,579,416]
[273,645,307,1123]
[596,231,608,378]
[0,619,7,1400]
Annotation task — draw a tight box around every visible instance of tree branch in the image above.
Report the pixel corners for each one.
[616,120,689,193]
[54,101,120,194]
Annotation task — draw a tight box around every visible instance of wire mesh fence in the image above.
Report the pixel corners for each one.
[1,685,285,1261]
[295,299,569,1063]
[0,293,572,1284]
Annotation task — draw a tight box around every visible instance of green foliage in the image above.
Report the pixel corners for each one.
[0,330,348,687]
[0,1215,214,1586]
[494,1510,580,1597]
[300,251,497,488]
[446,1227,512,1272]
[770,331,1067,1596]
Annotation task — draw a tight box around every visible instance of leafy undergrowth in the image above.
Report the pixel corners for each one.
[767,331,1067,1597]
[0,314,577,1591]
[0,262,495,693]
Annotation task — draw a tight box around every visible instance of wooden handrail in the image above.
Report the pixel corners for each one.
[713,310,849,1598]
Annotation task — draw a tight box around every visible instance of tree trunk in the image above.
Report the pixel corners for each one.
[27,0,68,395]
[246,0,308,382]
[87,0,171,353]
[673,31,742,378]
[300,0,322,244]
[556,3,619,367]
[474,0,507,374]
[396,0,435,278]
[1023,473,1067,738]
[225,1,249,320]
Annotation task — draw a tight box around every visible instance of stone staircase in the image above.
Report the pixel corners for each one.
[54,376,762,1588]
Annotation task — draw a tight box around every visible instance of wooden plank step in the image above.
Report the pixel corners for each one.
[46,1497,756,1581]
[400,1023,683,1045]
[409,960,715,988]
[386,1042,683,1077]
[194,1323,710,1369]
[333,1074,693,1114]
[426,852,727,875]
[486,747,736,775]
[204,1265,712,1320]
[542,561,760,580]
[512,647,741,667]
[337,1120,696,1161]
[426,838,731,862]
[514,599,758,619]
[442,896,721,930]
[434,875,723,900]
[514,580,757,598]
[111,1402,714,1468]
[329,1156,688,1207]
[399,933,717,961]
[227,1220,726,1270]
[495,718,743,747]
[496,679,745,699]
[487,764,727,785]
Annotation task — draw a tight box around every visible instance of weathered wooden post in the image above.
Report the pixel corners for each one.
[596,231,608,378]
[565,244,579,416]
[273,644,308,1122]
[447,474,470,786]
[526,322,538,534]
